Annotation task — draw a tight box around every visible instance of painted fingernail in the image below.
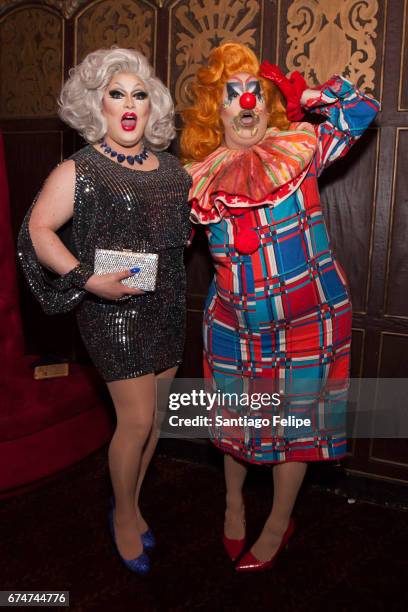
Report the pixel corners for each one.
[130,267,140,273]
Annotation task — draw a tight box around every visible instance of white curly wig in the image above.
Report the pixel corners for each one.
[58,47,175,150]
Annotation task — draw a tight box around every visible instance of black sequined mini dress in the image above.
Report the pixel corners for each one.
[18,145,192,382]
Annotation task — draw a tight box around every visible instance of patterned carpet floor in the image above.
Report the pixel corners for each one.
[1,447,407,612]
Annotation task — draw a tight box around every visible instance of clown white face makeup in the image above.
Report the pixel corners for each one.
[220,72,269,149]
[101,72,150,152]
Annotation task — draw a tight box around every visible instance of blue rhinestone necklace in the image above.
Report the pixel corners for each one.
[100,141,149,165]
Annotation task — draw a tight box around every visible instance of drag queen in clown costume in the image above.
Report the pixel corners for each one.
[181,43,379,571]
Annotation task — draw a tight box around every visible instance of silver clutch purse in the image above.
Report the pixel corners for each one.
[94,248,159,292]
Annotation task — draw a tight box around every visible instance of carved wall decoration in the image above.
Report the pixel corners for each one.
[0,1,24,17]
[75,0,157,66]
[285,0,380,94]
[0,1,83,19]
[0,1,29,18]
[0,7,63,118]
[46,0,83,19]
[168,0,262,112]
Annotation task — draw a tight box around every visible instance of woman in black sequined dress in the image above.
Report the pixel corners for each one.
[18,48,192,573]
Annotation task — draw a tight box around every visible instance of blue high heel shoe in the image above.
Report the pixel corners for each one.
[109,497,156,551]
[140,528,155,551]
[108,508,150,575]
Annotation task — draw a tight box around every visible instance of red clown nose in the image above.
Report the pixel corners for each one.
[239,92,257,109]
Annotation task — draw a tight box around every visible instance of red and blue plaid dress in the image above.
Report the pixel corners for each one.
[186,75,380,464]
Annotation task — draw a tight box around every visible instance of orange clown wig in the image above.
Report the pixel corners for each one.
[180,42,290,163]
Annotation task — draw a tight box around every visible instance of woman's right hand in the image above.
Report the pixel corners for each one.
[84,270,145,300]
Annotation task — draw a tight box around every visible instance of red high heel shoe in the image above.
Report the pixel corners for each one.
[235,518,295,572]
[223,533,246,562]
[223,511,246,561]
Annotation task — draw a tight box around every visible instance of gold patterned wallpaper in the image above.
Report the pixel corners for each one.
[0,7,63,118]
[168,0,263,111]
[284,0,383,96]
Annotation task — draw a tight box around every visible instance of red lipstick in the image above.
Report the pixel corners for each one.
[121,112,137,131]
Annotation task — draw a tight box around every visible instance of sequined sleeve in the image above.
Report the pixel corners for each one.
[17,200,93,315]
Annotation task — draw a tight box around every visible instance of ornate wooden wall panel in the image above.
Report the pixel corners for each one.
[282,0,386,99]
[350,328,365,378]
[384,128,408,318]
[0,6,64,117]
[3,129,76,356]
[74,0,157,66]
[367,333,408,478]
[167,0,264,111]
[398,0,408,110]
[319,128,379,314]
[4,130,63,234]
[1,0,408,481]
[0,4,71,359]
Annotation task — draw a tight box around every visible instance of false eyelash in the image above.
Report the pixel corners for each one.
[108,90,148,100]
